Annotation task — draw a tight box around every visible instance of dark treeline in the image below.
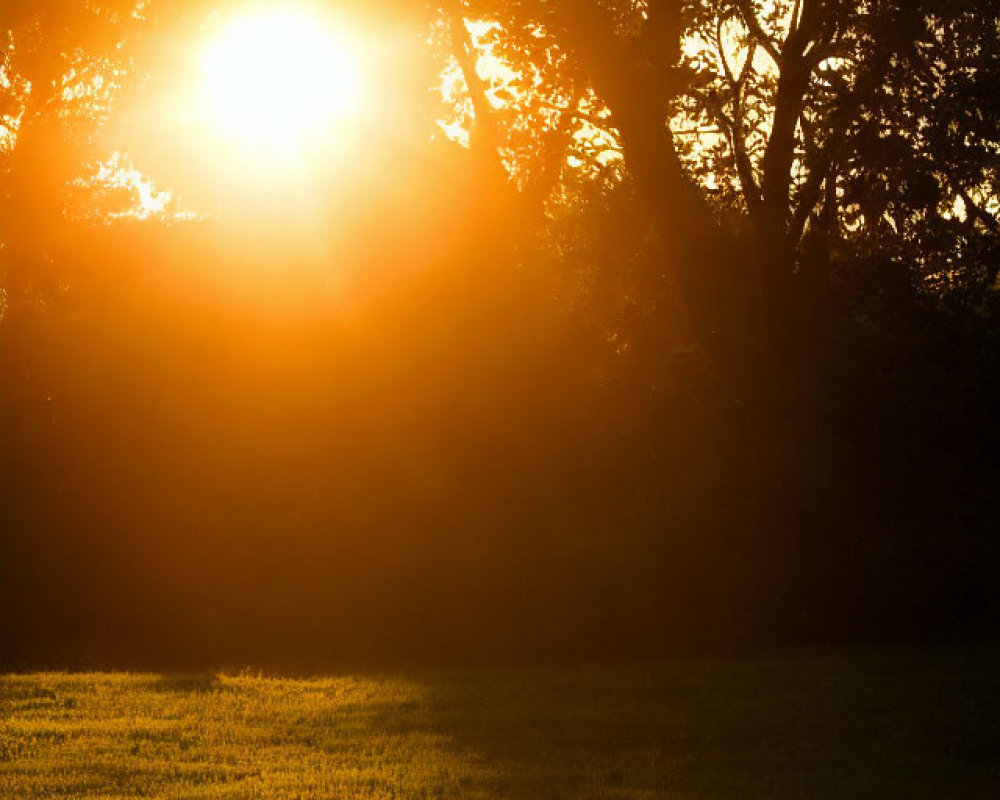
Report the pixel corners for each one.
[1,0,999,669]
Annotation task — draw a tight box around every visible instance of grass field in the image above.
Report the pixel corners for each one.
[2,646,998,799]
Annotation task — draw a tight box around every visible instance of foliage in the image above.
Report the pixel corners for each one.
[437,1,999,309]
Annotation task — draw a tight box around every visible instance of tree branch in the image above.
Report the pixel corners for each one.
[733,0,781,64]
[535,96,615,136]
[729,120,764,219]
[521,93,586,213]
[447,3,499,157]
[715,19,762,214]
[641,0,683,67]
[954,182,1000,234]
[786,0,803,44]
[790,157,833,244]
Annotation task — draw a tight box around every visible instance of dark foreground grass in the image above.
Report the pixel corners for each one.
[2,646,998,798]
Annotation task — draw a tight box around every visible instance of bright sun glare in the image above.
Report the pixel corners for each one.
[201,9,360,151]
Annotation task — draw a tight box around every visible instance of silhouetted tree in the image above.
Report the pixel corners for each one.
[435,0,999,367]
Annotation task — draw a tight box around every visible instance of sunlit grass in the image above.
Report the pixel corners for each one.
[2,648,998,798]
[1,672,472,799]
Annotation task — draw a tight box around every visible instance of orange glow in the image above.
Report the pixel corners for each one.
[199,8,361,153]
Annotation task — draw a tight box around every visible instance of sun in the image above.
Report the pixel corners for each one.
[200,8,361,151]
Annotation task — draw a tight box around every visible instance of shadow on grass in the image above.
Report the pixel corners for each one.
[387,647,1000,799]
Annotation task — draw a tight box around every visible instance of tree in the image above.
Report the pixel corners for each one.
[0,3,150,306]
[682,0,1000,304]
[433,0,1000,372]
